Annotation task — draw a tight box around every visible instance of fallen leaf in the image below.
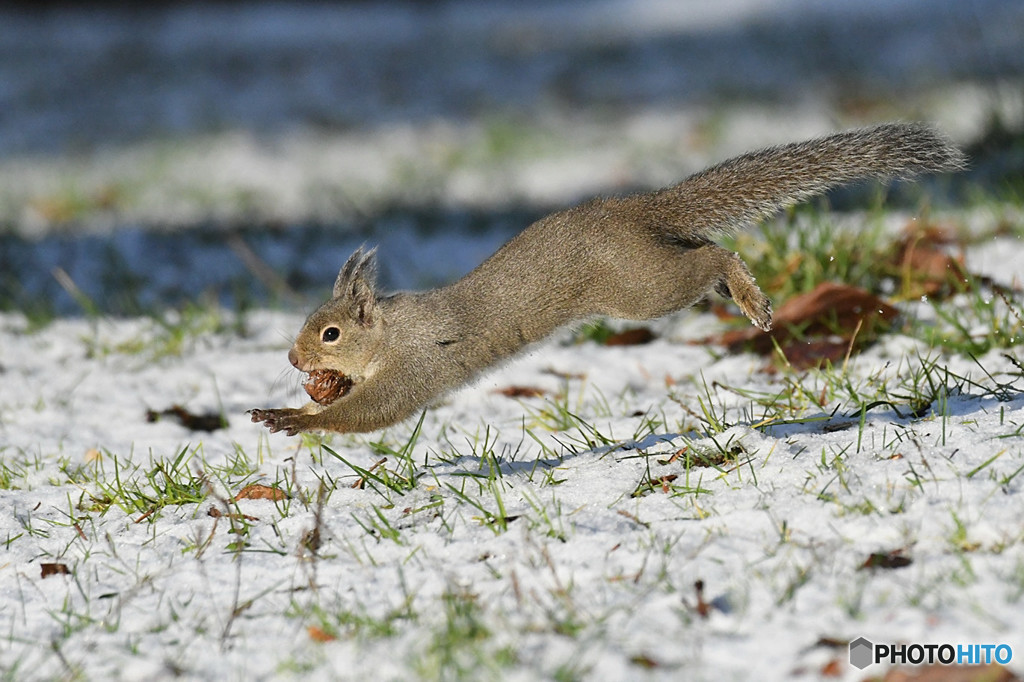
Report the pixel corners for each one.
[657,447,687,465]
[351,457,387,489]
[693,579,711,618]
[603,327,655,346]
[813,637,850,649]
[494,386,547,398]
[769,282,897,338]
[630,654,660,669]
[902,218,957,245]
[632,474,678,497]
[41,563,70,578]
[820,658,842,677]
[234,484,287,502]
[146,405,226,432]
[859,549,913,571]
[307,625,337,643]
[207,507,258,522]
[780,339,851,371]
[710,282,898,366]
[302,527,322,553]
[892,236,968,299]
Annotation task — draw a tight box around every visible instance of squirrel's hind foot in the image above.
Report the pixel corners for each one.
[739,290,773,332]
[714,253,773,332]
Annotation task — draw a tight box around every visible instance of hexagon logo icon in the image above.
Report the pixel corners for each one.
[849,637,874,670]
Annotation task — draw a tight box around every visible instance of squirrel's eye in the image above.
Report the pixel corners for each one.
[321,326,341,343]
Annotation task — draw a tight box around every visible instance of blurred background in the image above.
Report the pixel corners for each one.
[1,0,1022,317]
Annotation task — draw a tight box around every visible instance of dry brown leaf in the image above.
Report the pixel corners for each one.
[307,625,337,643]
[820,658,843,677]
[146,405,226,432]
[773,282,897,335]
[657,447,687,465]
[234,484,287,502]
[603,327,655,346]
[711,282,897,366]
[629,654,660,669]
[302,527,322,553]
[207,507,259,521]
[693,579,711,618]
[902,218,958,244]
[859,548,913,571]
[780,339,851,371]
[894,241,967,298]
[40,563,70,578]
[647,473,679,489]
[494,386,547,398]
[889,220,969,299]
[815,637,850,649]
[351,457,388,489]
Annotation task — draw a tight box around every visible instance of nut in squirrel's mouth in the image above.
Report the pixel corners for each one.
[303,369,354,406]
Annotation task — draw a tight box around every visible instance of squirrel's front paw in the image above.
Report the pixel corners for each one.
[249,408,308,436]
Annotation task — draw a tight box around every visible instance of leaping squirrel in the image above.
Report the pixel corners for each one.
[251,122,965,435]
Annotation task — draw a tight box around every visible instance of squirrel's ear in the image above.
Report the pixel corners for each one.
[333,246,379,326]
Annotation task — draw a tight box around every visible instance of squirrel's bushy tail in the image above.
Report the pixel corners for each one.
[645,123,967,241]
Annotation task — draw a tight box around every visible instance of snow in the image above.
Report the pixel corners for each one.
[1,283,1023,680]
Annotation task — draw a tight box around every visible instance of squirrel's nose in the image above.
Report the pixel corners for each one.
[288,348,300,368]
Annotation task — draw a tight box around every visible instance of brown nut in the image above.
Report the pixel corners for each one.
[304,369,353,405]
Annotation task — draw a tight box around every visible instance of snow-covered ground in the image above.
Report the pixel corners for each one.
[2,1,1024,680]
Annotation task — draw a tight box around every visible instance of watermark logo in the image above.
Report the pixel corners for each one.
[849,638,1013,670]
[849,637,873,670]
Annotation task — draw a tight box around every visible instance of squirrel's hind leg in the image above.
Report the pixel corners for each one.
[599,243,772,330]
[615,243,772,331]
[711,247,773,331]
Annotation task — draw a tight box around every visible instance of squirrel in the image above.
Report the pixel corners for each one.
[250,122,965,436]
